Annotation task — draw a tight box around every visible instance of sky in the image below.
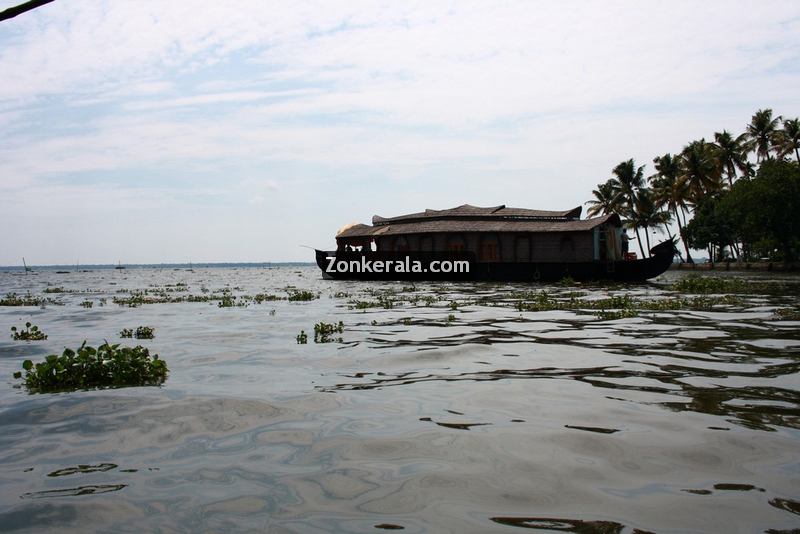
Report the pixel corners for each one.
[1,0,799,264]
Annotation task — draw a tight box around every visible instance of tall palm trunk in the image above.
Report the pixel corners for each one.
[663,221,685,262]
[633,226,646,258]
[643,225,652,256]
[673,205,693,263]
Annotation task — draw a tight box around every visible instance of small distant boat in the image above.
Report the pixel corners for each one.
[22,257,32,273]
[315,204,675,282]
[115,261,125,270]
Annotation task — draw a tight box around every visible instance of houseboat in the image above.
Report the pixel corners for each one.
[315,204,674,282]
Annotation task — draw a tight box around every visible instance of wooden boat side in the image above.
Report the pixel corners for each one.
[315,239,675,282]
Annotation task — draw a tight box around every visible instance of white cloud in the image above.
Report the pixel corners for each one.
[0,0,799,262]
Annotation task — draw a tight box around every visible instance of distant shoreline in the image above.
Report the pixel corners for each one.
[0,262,315,272]
[670,261,799,272]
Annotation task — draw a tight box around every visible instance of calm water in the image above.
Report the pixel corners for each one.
[0,266,798,533]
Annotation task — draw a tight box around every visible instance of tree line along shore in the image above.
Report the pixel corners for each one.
[586,109,799,265]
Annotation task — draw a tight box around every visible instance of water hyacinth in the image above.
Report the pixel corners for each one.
[313,321,344,343]
[11,322,48,341]
[13,342,168,393]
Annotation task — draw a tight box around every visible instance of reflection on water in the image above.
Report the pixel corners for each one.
[22,484,127,499]
[0,267,798,532]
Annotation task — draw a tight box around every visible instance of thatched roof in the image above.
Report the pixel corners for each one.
[337,205,619,239]
[372,204,582,225]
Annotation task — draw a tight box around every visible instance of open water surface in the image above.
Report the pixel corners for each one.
[0,266,798,533]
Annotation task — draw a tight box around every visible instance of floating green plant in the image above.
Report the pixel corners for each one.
[296,330,308,344]
[669,275,785,294]
[218,294,236,307]
[80,300,93,308]
[595,309,639,320]
[514,291,742,314]
[13,342,168,393]
[348,295,396,309]
[43,287,66,293]
[1,292,47,307]
[314,321,344,343]
[120,326,155,339]
[135,326,154,339]
[288,290,318,302]
[11,322,47,341]
[774,307,800,321]
[253,293,283,303]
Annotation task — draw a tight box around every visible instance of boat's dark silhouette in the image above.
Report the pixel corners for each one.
[316,239,675,282]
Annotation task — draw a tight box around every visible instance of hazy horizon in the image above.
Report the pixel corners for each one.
[2,1,799,264]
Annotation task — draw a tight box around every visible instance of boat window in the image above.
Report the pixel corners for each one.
[514,236,531,262]
[447,235,465,253]
[480,234,500,262]
[419,235,434,252]
[560,236,575,261]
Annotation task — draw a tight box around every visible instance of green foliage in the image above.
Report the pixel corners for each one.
[112,293,147,307]
[11,322,47,341]
[1,292,46,307]
[314,321,344,343]
[43,287,66,293]
[296,330,308,344]
[14,342,168,393]
[731,160,800,261]
[774,307,800,321]
[596,309,639,320]
[120,326,155,339]
[80,300,93,308]
[253,293,283,303]
[348,295,396,309]
[514,291,741,314]
[684,193,737,256]
[685,160,800,261]
[287,290,318,302]
[667,275,782,294]
[135,326,154,339]
[218,294,236,307]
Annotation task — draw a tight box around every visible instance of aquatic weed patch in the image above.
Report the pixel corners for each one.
[43,286,69,294]
[287,290,319,302]
[120,326,155,339]
[314,321,344,343]
[13,342,168,393]
[11,322,47,341]
[217,293,237,307]
[1,292,49,307]
[669,275,786,294]
[774,307,800,321]
[513,291,744,317]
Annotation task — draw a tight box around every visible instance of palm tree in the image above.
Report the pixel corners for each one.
[679,139,722,204]
[630,188,671,256]
[586,179,620,217]
[745,108,782,162]
[775,117,800,163]
[610,159,646,257]
[651,153,693,263]
[712,130,749,187]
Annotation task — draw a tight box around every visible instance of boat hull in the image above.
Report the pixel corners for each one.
[315,240,675,283]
